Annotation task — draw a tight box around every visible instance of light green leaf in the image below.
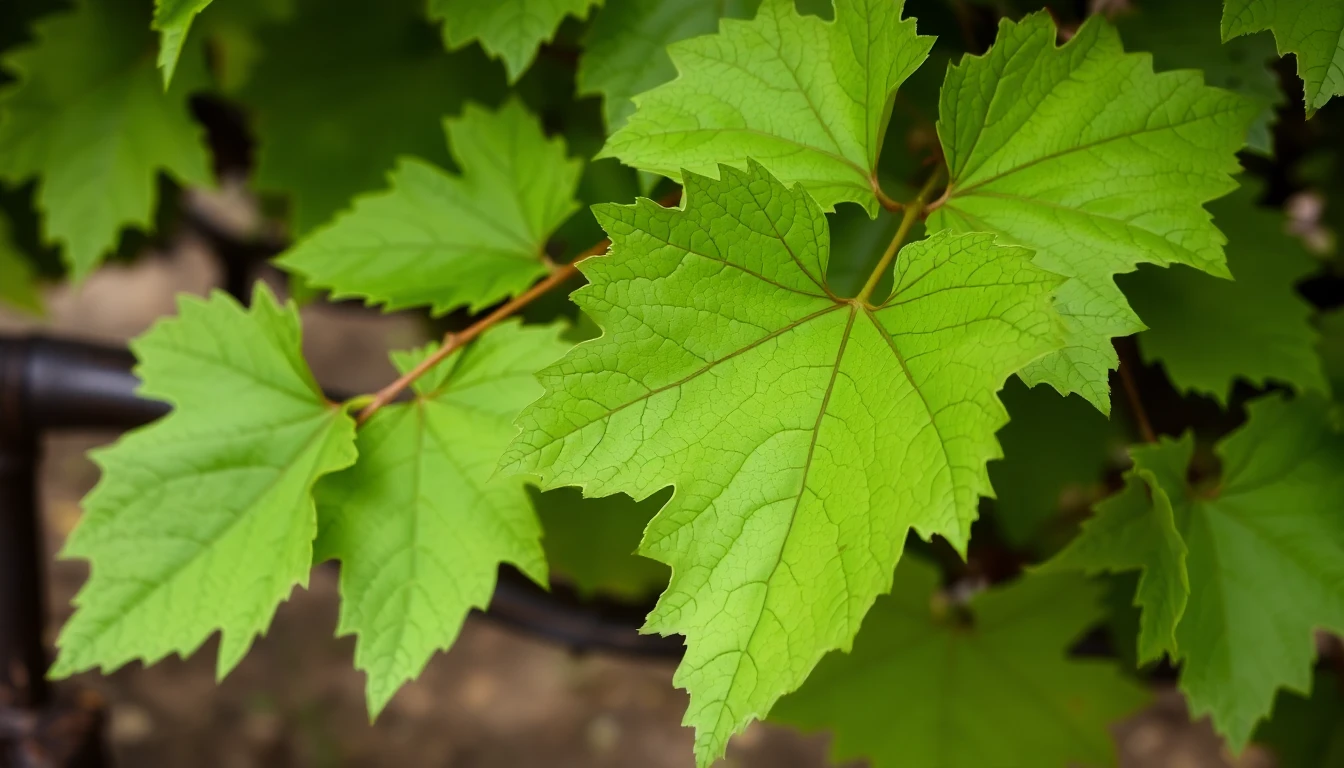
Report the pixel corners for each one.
[929,12,1257,411]
[600,0,934,217]
[1042,441,1190,665]
[430,0,601,82]
[501,161,1064,766]
[1119,0,1283,154]
[1121,184,1327,405]
[578,0,759,130]
[153,0,213,87]
[240,0,503,235]
[278,101,581,316]
[51,284,358,680]
[0,0,212,279]
[0,211,42,314]
[1223,0,1344,115]
[314,321,569,716]
[1048,393,1344,750]
[772,560,1149,768]
[533,486,669,600]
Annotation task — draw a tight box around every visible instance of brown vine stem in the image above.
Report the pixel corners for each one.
[1117,347,1157,444]
[856,168,944,306]
[354,242,603,426]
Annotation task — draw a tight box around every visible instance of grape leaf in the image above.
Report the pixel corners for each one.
[988,378,1128,550]
[153,0,213,86]
[0,0,212,279]
[1046,393,1344,749]
[1255,672,1344,768]
[1120,183,1327,405]
[277,100,581,316]
[239,0,504,235]
[600,0,934,217]
[1119,0,1283,154]
[1319,308,1344,397]
[0,211,41,314]
[313,321,569,716]
[501,160,1065,766]
[533,486,669,600]
[50,284,358,680]
[578,0,759,130]
[430,0,601,82]
[1042,443,1189,665]
[929,12,1257,411]
[772,560,1149,768]
[1222,0,1344,116]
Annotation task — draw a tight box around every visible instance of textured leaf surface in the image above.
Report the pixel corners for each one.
[0,0,212,278]
[1119,0,1282,153]
[1048,394,1344,748]
[534,486,669,600]
[430,0,601,81]
[278,101,581,315]
[773,560,1148,768]
[600,0,933,216]
[153,0,214,86]
[240,0,503,235]
[1223,0,1344,115]
[1121,185,1326,405]
[52,285,358,679]
[0,211,41,314]
[930,12,1256,410]
[314,321,568,716]
[579,0,759,130]
[502,161,1064,765]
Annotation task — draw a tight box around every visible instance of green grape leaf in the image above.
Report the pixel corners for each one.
[989,378,1128,550]
[277,101,581,316]
[1222,0,1344,116]
[430,0,601,82]
[1255,672,1344,768]
[1119,0,1283,154]
[533,486,669,600]
[1042,442,1190,665]
[929,12,1257,411]
[240,0,504,235]
[772,560,1149,768]
[1047,394,1344,749]
[1120,184,1327,405]
[501,161,1065,766]
[314,321,569,716]
[578,0,759,130]
[153,0,213,87]
[51,284,358,680]
[0,0,212,279]
[600,0,934,217]
[0,211,41,314]
[1319,308,1344,397]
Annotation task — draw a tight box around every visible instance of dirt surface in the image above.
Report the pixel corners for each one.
[1,237,1276,767]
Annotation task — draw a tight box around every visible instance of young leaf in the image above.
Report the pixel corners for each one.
[239,0,504,235]
[533,486,670,600]
[1042,443,1190,665]
[51,284,358,680]
[314,321,569,717]
[1046,394,1344,749]
[929,12,1257,411]
[1118,0,1283,154]
[1223,0,1344,116]
[501,161,1064,766]
[600,0,934,217]
[0,0,212,278]
[0,211,41,314]
[429,0,601,82]
[277,101,581,316]
[772,560,1149,768]
[1120,183,1327,405]
[153,0,214,87]
[578,0,759,130]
